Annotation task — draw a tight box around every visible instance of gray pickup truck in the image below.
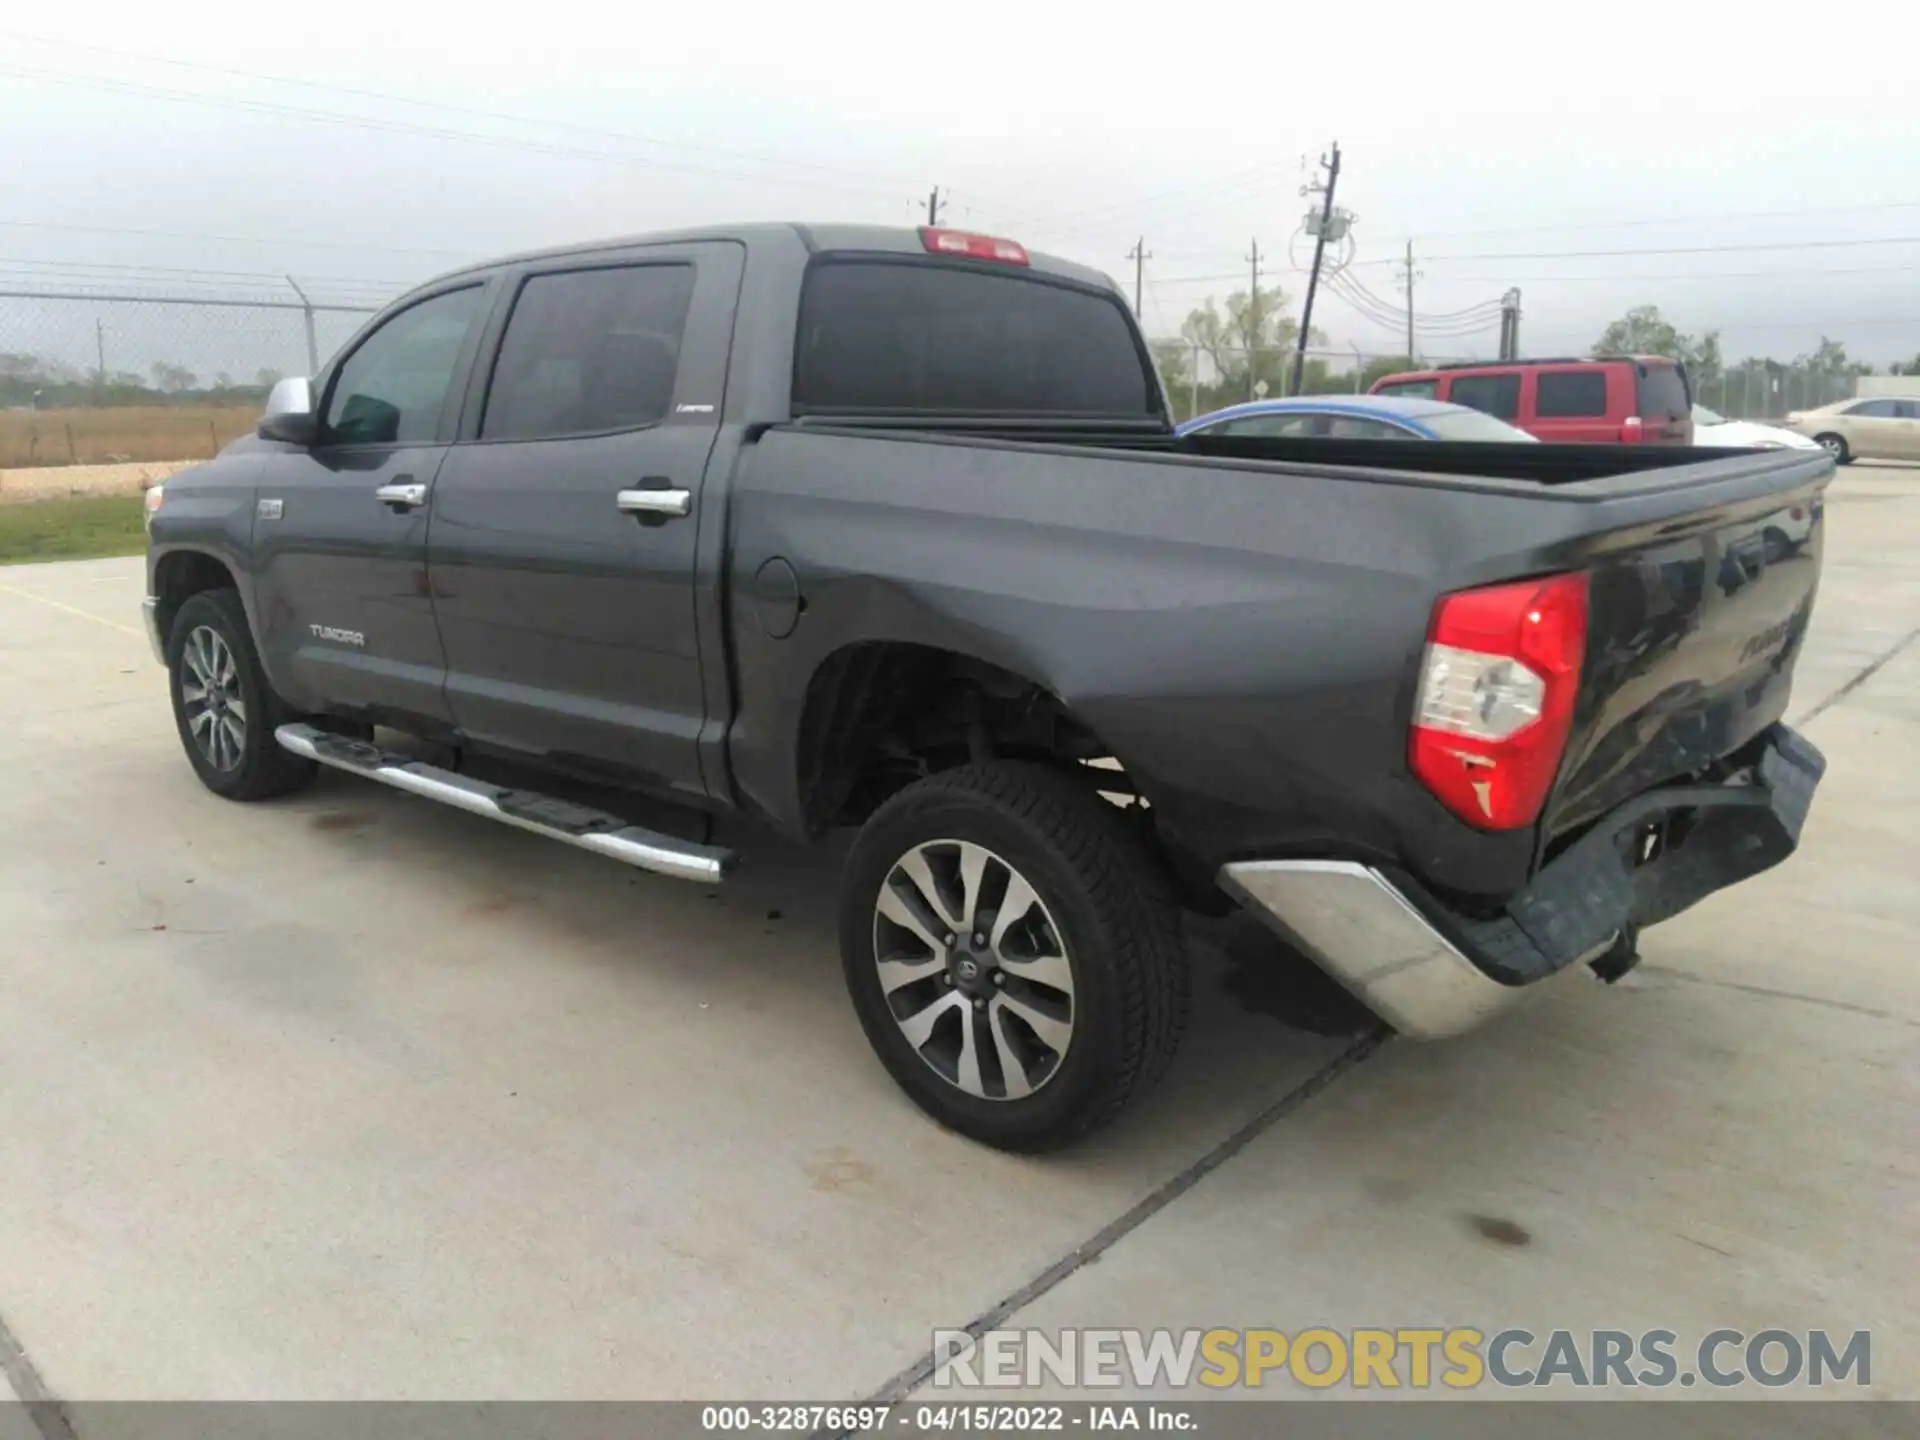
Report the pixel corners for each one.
[142,222,1829,1150]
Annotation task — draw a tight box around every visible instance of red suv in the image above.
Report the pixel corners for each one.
[1368,356,1693,444]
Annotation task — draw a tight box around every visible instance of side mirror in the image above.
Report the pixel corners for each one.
[258,376,319,445]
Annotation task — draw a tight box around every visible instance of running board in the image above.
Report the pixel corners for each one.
[274,723,735,884]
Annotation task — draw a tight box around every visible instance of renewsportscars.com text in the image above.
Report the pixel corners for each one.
[931,1327,1872,1391]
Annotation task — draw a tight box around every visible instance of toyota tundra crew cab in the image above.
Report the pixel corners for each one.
[142,223,1830,1151]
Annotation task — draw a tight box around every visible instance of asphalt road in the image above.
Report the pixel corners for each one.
[1,463,1915,1415]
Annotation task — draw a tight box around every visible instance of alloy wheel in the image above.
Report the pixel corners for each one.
[179,624,247,771]
[872,839,1076,1101]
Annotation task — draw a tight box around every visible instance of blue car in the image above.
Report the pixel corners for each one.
[1176,394,1539,442]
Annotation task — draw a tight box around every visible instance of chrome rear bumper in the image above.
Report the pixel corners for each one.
[1219,860,1564,1038]
[1218,725,1824,1040]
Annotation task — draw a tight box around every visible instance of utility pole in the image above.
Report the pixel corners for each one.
[1498,287,1523,362]
[94,318,106,404]
[1126,237,1152,317]
[1289,140,1342,399]
[926,187,946,226]
[1245,239,1263,402]
[286,275,319,376]
[1398,241,1422,363]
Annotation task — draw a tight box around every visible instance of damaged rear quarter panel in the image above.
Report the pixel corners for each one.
[721,427,1569,890]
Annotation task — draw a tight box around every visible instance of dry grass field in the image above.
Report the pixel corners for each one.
[0,405,257,468]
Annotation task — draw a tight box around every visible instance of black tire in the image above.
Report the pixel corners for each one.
[840,762,1189,1153]
[1814,433,1851,464]
[166,589,316,801]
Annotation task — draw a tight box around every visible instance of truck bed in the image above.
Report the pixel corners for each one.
[731,424,1829,903]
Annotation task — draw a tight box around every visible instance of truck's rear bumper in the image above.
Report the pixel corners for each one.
[1219,723,1825,1039]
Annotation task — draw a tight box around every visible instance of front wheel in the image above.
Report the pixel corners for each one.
[1814,432,1851,464]
[839,762,1189,1152]
[167,589,315,801]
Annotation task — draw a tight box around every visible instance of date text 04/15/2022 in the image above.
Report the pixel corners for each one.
[697,1403,1196,1431]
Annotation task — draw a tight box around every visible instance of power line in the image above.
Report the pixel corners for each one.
[1393,263,1920,285]
[2,30,917,190]
[1014,164,1282,228]
[1329,265,1500,323]
[0,255,413,288]
[1711,314,1920,335]
[1323,271,1497,342]
[1324,274,1419,331]
[1377,198,1920,246]
[0,216,472,259]
[1,63,910,200]
[1346,234,1920,267]
[0,286,374,313]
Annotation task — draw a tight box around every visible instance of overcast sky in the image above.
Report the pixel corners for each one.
[5,0,1920,373]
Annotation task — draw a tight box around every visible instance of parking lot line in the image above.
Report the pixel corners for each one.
[857,1029,1387,1408]
[0,579,142,638]
[1794,623,1920,725]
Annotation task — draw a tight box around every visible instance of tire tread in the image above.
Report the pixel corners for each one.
[168,589,315,801]
[849,761,1190,1150]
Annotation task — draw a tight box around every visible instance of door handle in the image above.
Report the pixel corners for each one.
[375,482,428,510]
[616,487,693,520]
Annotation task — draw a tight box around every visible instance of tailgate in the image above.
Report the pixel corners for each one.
[1544,461,1827,841]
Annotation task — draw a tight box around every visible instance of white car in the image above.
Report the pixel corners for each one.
[1693,404,1821,452]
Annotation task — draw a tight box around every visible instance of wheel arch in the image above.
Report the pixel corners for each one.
[791,638,1131,836]
[152,548,242,649]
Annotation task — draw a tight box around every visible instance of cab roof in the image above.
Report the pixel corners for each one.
[421,222,1118,296]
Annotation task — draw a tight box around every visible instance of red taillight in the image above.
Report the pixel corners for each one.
[920,227,1031,266]
[1409,572,1589,830]
[1621,415,1644,442]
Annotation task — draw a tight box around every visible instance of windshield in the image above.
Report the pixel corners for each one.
[1421,408,1538,442]
[1694,404,1726,425]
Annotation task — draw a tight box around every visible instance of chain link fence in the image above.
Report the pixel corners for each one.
[1147,337,1867,426]
[1,291,378,467]
[1692,369,1856,422]
[0,291,1880,467]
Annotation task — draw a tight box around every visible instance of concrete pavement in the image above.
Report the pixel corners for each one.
[0,465,1914,1412]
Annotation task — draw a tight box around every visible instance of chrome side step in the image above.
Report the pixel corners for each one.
[274,723,735,884]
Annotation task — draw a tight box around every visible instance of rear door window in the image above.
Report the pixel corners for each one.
[1635,363,1691,420]
[1323,415,1409,439]
[1535,371,1609,418]
[1447,372,1521,421]
[1212,412,1319,437]
[481,264,695,440]
[793,260,1157,416]
[1375,379,1438,400]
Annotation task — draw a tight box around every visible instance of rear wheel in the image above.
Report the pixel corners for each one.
[1814,432,1851,464]
[840,762,1189,1152]
[167,589,315,801]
